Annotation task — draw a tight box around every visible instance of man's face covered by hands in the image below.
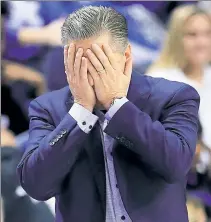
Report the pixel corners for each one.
[70,34,131,86]
[64,33,132,110]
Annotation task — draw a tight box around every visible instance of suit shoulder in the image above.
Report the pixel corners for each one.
[32,86,70,107]
[141,76,200,112]
[145,75,199,101]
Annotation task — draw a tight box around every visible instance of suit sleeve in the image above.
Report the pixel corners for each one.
[104,85,200,183]
[17,100,89,201]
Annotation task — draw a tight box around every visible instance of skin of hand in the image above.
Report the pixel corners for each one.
[18,18,64,46]
[43,18,65,46]
[86,44,132,110]
[64,43,96,112]
[1,129,16,147]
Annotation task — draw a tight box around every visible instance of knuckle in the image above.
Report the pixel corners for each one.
[95,65,102,70]
[94,74,100,80]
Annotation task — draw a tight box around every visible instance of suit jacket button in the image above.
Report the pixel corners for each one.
[130,143,134,148]
[61,129,67,135]
[120,137,125,143]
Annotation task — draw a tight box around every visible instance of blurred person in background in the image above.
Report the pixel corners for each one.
[188,120,211,191]
[186,196,208,222]
[2,1,87,91]
[1,1,46,124]
[1,123,54,222]
[17,6,200,222]
[1,146,54,222]
[187,120,211,219]
[147,5,211,149]
[4,1,166,91]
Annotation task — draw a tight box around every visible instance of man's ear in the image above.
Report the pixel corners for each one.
[124,44,132,61]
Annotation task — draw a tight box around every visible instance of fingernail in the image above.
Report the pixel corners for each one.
[69,43,74,47]
[87,49,91,54]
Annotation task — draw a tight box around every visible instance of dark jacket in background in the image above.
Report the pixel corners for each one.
[1,147,54,222]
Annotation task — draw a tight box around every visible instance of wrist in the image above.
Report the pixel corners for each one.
[83,105,94,113]
[104,96,125,110]
[74,102,94,112]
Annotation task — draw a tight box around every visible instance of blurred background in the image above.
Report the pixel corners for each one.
[1,1,211,222]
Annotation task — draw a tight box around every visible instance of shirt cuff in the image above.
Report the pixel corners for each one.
[69,103,99,134]
[105,97,128,121]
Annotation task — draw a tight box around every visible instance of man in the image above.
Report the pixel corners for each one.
[17,6,200,222]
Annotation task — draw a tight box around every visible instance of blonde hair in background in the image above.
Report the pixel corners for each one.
[148,4,211,73]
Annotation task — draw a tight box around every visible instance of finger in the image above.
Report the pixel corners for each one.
[68,43,76,76]
[64,45,69,71]
[103,44,119,70]
[87,59,101,83]
[80,57,88,80]
[124,57,133,77]
[64,46,70,83]
[88,73,94,86]
[91,44,113,73]
[64,45,68,64]
[74,48,83,81]
[86,49,105,73]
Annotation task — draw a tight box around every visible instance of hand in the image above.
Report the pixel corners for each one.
[3,60,46,96]
[64,44,96,112]
[1,129,16,147]
[86,44,132,110]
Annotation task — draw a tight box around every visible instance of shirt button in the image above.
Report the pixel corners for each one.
[89,125,92,129]
[82,121,86,125]
[121,216,125,220]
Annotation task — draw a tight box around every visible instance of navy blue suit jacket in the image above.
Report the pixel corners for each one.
[17,74,200,222]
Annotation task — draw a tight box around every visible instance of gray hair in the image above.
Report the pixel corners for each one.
[61,5,128,53]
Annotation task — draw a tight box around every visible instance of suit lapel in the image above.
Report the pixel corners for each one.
[85,122,106,212]
[126,73,151,108]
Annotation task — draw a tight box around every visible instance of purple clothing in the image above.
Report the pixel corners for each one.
[17,74,200,222]
[68,98,131,221]
[97,108,132,222]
